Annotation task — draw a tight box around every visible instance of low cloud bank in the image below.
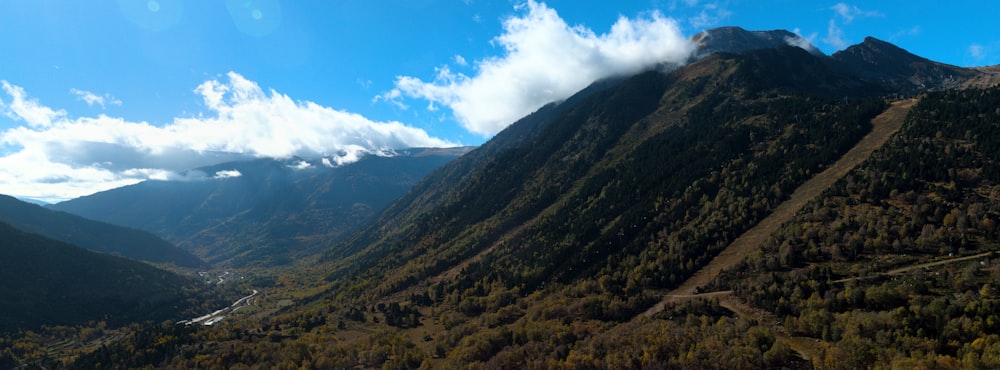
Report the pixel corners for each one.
[0,73,453,202]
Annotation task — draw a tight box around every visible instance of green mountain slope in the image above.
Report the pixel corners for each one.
[0,195,204,267]
[54,32,999,369]
[0,221,216,333]
[703,86,1000,368]
[325,46,885,302]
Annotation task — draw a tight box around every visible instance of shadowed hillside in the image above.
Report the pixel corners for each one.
[0,221,223,333]
[51,148,470,267]
[0,195,204,267]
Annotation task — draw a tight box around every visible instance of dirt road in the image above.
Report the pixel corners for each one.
[641,99,917,318]
[832,251,995,283]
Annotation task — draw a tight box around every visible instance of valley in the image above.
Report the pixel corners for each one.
[3,25,1000,370]
[180,289,259,326]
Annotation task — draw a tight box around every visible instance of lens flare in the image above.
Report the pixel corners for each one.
[226,0,281,37]
[119,0,182,31]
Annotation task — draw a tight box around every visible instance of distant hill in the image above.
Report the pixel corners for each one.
[0,221,216,333]
[14,196,49,206]
[0,195,204,268]
[51,148,471,267]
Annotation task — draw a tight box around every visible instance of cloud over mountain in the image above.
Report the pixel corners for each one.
[379,0,696,136]
[0,73,453,202]
[823,2,882,50]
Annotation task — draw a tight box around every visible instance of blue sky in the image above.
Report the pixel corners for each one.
[1,0,998,202]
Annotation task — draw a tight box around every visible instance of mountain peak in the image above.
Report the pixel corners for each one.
[862,36,888,44]
[691,26,821,60]
[832,36,977,91]
[837,36,924,63]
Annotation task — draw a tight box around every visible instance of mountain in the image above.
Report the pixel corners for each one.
[708,86,1000,369]
[696,29,989,94]
[0,194,204,267]
[691,26,822,60]
[294,32,994,367]
[52,29,1000,368]
[323,44,888,295]
[968,65,1000,87]
[832,36,980,92]
[51,147,471,266]
[0,221,219,333]
[14,196,49,205]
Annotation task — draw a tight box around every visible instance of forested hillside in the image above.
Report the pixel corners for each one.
[9,31,999,369]
[705,86,1000,368]
[324,46,885,313]
[57,43,904,369]
[0,221,223,334]
[0,195,204,268]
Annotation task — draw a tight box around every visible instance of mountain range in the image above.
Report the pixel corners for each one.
[0,220,223,334]
[50,147,471,266]
[0,194,204,267]
[324,28,992,283]
[10,27,1000,368]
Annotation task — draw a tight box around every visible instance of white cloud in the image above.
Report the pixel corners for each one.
[1,81,65,128]
[378,0,695,136]
[966,41,1000,65]
[454,54,468,66]
[0,73,455,202]
[688,2,732,29]
[288,160,312,170]
[669,0,700,9]
[70,89,104,107]
[969,44,985,59]
[823,3,882,50]
[830,2,882,24]
[70,88,122,108]
[787,28,820,53]
[823,19,847,50]
[213,169,242,179]
[890,26,920,41]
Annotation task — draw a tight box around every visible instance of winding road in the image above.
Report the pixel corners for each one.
[640,99,917,319]
[180,289,258,326]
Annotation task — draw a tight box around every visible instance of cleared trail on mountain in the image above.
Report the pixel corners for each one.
[641,98,917,318]
[831,251,995,284]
